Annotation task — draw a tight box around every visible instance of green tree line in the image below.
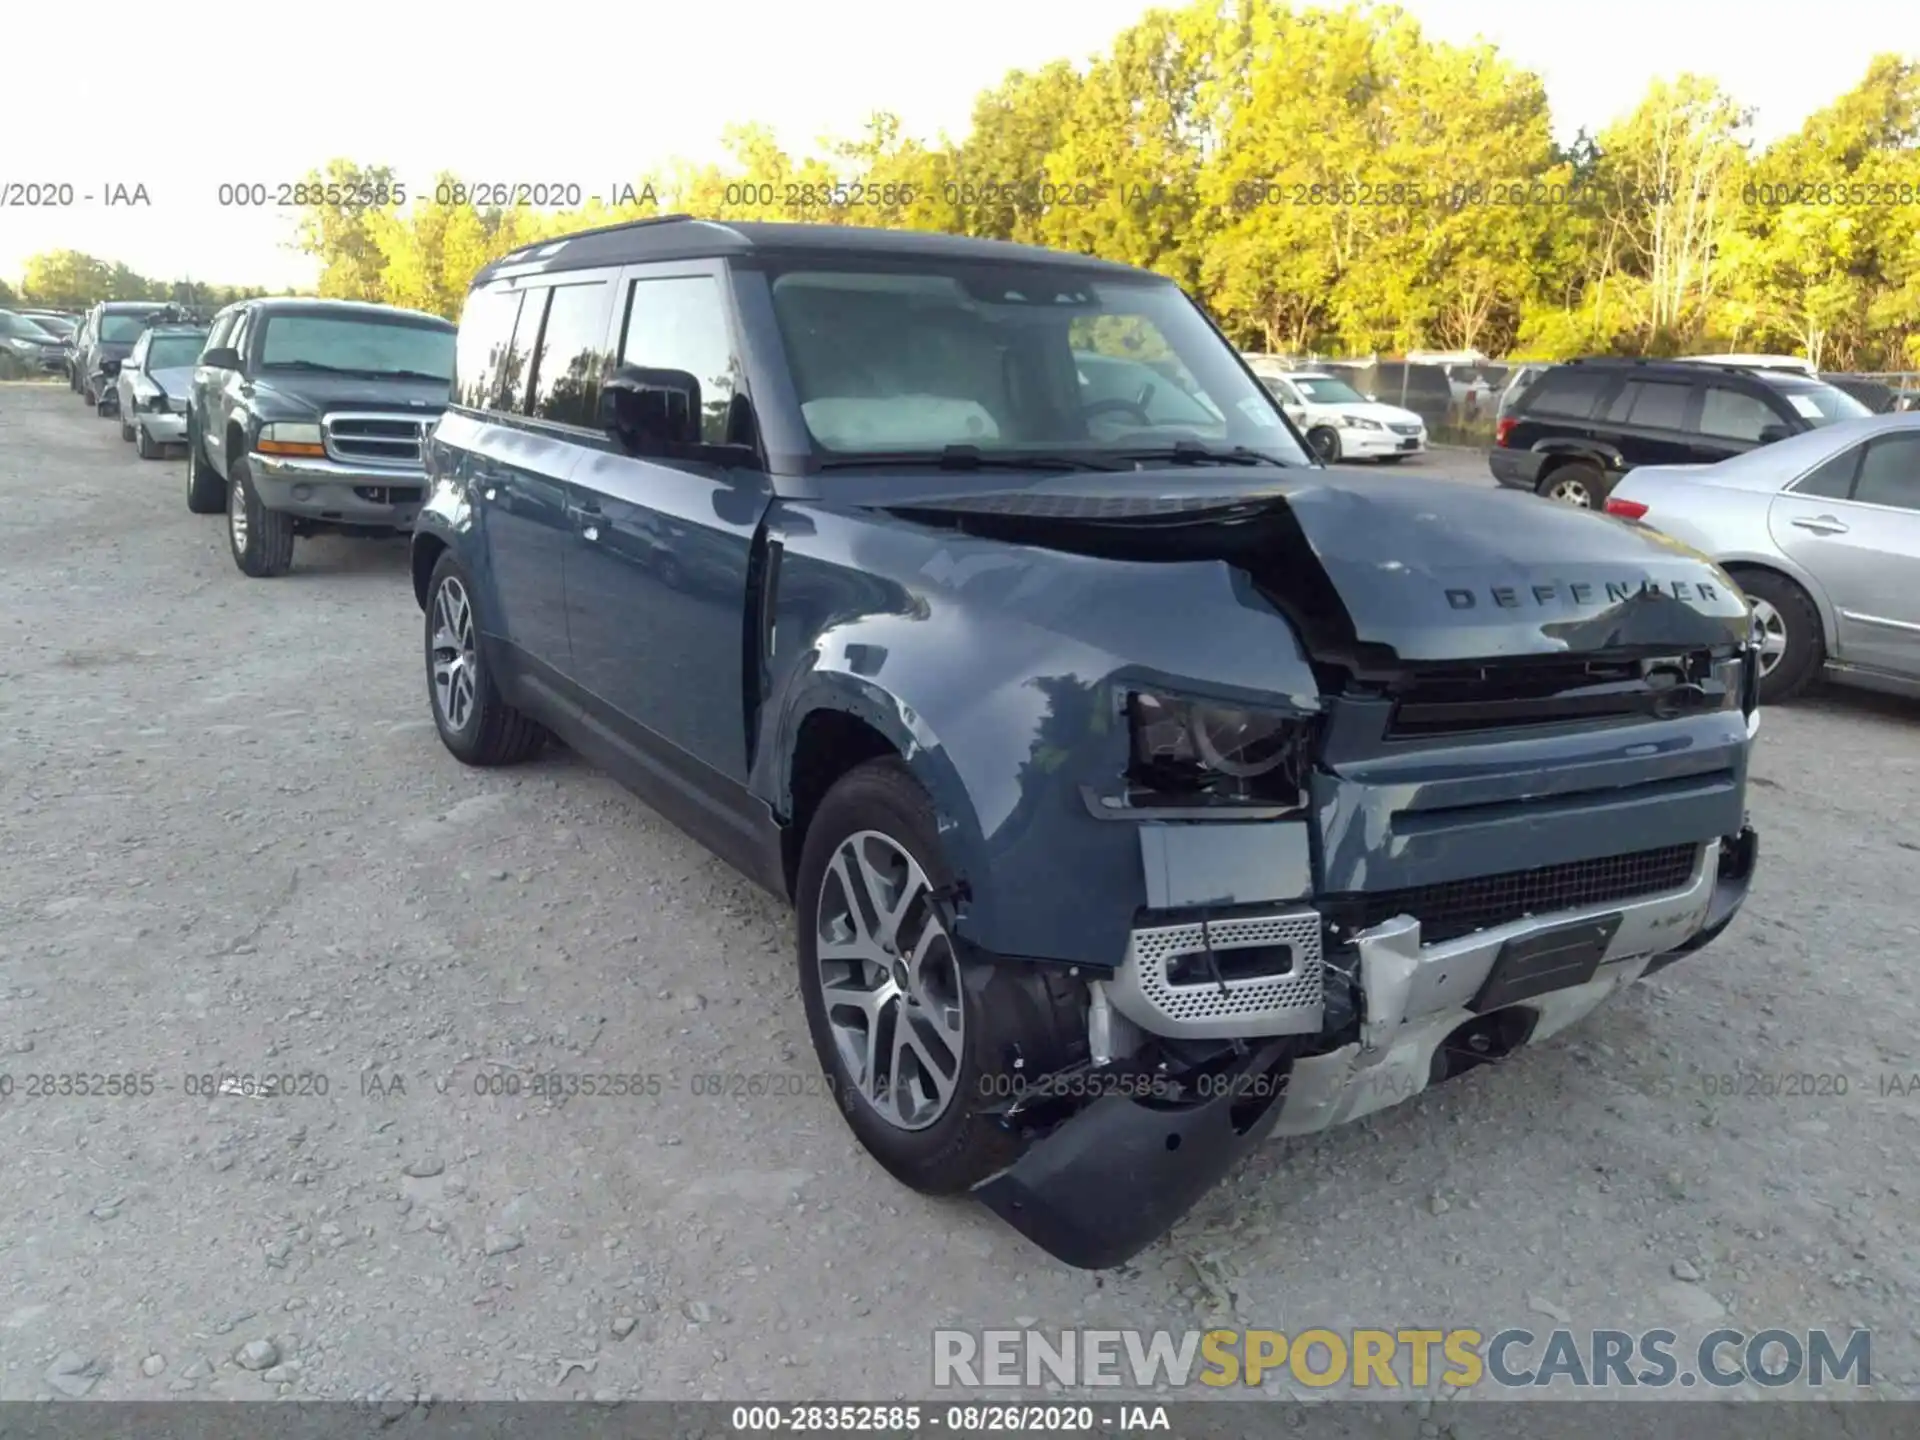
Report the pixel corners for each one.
[2,251,281,311]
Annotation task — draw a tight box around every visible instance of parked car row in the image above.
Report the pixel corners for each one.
[0,306,77,377]
[65,218,1767,1270]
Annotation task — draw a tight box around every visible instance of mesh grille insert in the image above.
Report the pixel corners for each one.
[1340,843,1699,945]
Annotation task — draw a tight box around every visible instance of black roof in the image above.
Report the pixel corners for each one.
[472,216,1155,290]
[96,300,170,312]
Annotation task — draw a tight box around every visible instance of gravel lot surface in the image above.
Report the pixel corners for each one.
[2,383,1916,1407]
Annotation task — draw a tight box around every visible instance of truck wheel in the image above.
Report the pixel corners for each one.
[797,759,1072,1195]
[227,459,295,577]
[1730,568,1823,703]
[1538,460,1608,508]
[120,417,135,442]
[1307,426,1341,463]
[424,551,545,766]
[186,420,227,512]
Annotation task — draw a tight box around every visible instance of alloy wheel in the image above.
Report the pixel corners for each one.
[1749,597,1789,678]
[1546,475,1594,507]
[814,830,965,1131]
[430,577,479,732]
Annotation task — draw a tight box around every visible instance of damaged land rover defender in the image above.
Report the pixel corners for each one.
[413,218,1762,1270]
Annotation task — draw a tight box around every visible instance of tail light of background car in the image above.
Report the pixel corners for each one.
[1605,497,1649,520]
[1494,416,1516,447]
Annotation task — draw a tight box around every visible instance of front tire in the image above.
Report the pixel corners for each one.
[120,416,135,442]
[1731,568,1823,703]
[186,418,227,512]
[136,424,158,459]
[1307,426,1341,464]
[796,759,1072,1195]
[226,458,295,577]
[425,551,545,766]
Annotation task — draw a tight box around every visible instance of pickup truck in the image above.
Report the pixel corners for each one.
[411,217,1763,1268]
[185,298,455,576]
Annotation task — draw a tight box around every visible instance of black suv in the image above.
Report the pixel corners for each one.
[1491,358,1872,507]
[185,298,455,576]
[74,300,172,407]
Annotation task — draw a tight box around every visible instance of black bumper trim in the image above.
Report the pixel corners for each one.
[972,1040,1292,1270]
[1643,824,1758,975]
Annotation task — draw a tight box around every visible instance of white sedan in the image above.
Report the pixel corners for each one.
[1258,371,1427,463]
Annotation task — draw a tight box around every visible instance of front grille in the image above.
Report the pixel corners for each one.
[1386,654,1719,737]
[1112,909,1325,1039]
[1388,422,1422,436]
[1334,843,1699,945]
[322,412,435,467]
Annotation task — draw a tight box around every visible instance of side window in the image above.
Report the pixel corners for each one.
[1528,370,1609,418]
[204,311,234,353]
[1793,445,1861,500]
[1624,381,1691,430]
[617,275,740,446]
[127,333,150,366]
[500,287,548,415]
[1699,386,1779,442]
[527,280,614,426]
[452,285,525,411]
[1603,381,1641,422]
[1852,433,1920,510]
[228,311,253,364]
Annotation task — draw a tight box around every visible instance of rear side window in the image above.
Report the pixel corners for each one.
[1793,445,1861,499]
[452,286,525,412]
[1527,369,1609,418]
[1853,433,1920,510]
[500,289,548,414]
[526,280,615,427]
[1699,386,1780,441]
[1622,381,1691,430]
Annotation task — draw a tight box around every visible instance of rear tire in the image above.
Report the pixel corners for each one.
[1730,568,1823,703]
[796,758,1083,1195]
[424,550,545,766]
[136,425,157,459]
[186,417,227,513]
[226,458,295,577]
[120,417,135,442]
[1538,459,1608,508]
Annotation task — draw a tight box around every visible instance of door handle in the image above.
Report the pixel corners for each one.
[1790,515,1849,535]
[581,525,601,543]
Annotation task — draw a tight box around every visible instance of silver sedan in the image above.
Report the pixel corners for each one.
[1604,413,1920,704]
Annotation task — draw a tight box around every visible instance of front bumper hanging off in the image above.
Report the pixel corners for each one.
[975,825,1758,1270]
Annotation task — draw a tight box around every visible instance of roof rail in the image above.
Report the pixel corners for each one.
[495,212,698,265]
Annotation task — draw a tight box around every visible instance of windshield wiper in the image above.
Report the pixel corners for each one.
[262,361,447,381]
[261,360,360,374]
[817,445,1127,473]
[1114,440,1295,468]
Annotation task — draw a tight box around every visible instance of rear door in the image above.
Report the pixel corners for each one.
[1593,376,1698,471]
[1770,431,1920,674]
[465,278,590,686]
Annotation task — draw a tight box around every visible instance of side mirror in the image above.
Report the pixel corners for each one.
[200,346,241,371]
[99,358,121,376]
[1758,424,1792,445]
[598,364,702,455]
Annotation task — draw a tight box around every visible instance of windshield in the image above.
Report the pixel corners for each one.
[27,314,75,336]
[1763,377,1872,427]
[1,313,55,340]
[764,263,1308,466]
[146,333,208,370]
[99,311,162,342]
[257,314,456,381]
[1292,376,1367,405]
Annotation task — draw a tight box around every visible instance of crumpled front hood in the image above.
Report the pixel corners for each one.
[884,468,1751,666]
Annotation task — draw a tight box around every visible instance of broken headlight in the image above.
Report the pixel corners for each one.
[1125,691,1317,809]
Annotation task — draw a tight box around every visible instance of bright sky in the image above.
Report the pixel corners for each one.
[4,0,1915,290]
